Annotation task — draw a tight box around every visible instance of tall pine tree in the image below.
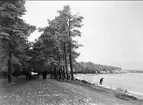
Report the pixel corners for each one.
[57,5,83,80]
[0,0,35,83]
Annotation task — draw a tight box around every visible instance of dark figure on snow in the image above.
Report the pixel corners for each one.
[42,70,48,80]
[25,71,32,80]
[100,78,104,85]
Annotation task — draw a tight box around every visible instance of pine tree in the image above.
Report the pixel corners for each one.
[36,5,83,80]
[0,0,35,83]
[57,5,83,80]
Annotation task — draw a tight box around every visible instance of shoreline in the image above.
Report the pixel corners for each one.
[74,72,127,75]
[73,70,143,75]
[100,83,143,100]
[74,77,143,100]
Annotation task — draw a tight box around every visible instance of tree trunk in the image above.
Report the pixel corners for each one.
[54,66,57,79]
[8,52,12,83]
[50,66,52,78]
[63,42,69,80]
[62,66,65,80]
[68,41,74,80]
[68,20,74,80]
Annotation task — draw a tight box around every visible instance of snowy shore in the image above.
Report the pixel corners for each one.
[74,76,143,100]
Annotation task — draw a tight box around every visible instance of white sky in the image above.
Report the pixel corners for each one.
[22,1,143,70]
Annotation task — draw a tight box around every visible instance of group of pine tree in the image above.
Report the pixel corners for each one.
[74,62,122,74]
[0,0,122,83]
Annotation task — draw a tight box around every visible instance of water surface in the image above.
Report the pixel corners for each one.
[75,73,143,96]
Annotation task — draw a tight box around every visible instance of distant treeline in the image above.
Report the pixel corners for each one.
[127,70,143,73]
[73,61,122,74]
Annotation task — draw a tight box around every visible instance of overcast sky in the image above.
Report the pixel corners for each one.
[22,1,143,70]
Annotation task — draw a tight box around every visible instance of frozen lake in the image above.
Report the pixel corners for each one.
[75,73,143,97]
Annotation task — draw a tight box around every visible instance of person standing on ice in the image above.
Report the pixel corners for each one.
[100,78,104,85]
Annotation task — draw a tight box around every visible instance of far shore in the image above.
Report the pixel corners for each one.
[73,72,127,75]
[74,70,143,74]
